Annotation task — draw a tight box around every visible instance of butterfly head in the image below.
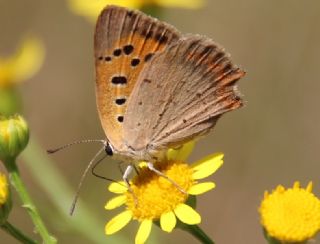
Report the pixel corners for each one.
[103,140,114,156]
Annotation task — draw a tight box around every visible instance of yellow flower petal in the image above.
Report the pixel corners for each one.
[105,195,126,210]
[191,153,223,170]
[188,182,215,195]
[68,0,142,22]
[167,141,195,161]
[105,210,132,235]
[174,203,201,225]
[68,0,205,23]
[135,219,152,244]
[306,181,313,192]
[191,153,223,180]
[108,181,127,194]
[160,211,176,232]
[155,0,205,9]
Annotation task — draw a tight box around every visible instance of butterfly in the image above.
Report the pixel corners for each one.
[95,5,244,167]
[49,5,245,213]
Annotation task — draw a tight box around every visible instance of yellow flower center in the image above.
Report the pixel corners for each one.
[125,160,194,221]
[260,182,320,242]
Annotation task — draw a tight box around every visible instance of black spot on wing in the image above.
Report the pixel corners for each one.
[104,56,111,62]
[143,79,152,83]
[117,116,124,123]
[115,98,126,105]
[123,45,134,55]
[131,58,140,67]
[113,49,122,56]
[146,31,153,39]
[155,33,168,45]
[144,53,154,62]
[111,76,127,85]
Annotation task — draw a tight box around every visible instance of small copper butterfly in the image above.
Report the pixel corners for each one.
[95,5,244,163]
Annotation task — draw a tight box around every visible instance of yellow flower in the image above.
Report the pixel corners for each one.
[105,142,223,244]
[68,0,205,22]
[0,37,44,88]
[0,173,8,206]
[259,181,320,243]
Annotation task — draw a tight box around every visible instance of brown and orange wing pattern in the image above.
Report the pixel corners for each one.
[123,35,245,152]
[94,5,181,149]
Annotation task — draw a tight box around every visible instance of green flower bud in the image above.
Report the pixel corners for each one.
[0,115,29,161]
[0,172,12,224]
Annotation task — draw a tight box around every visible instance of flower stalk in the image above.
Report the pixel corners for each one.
[178,224,214,244]
[1,221,37,244]
[3,157,57,244]
[175,195,214,243]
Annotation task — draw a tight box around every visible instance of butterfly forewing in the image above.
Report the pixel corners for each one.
[123,35,245,152]
[95,5,181,149]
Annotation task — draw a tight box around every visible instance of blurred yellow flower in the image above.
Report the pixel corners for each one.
[259,181,320,243]
[0,173,8,205]
[68,0,205,22]
[0,37,45,88]
[105,142,223,244]
[0,172,11,224]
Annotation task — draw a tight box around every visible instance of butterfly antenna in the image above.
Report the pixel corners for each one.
[69,146,105,216]
[47,139,105,154]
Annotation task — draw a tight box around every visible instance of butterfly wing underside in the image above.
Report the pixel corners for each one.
[94,5,180,149]
[123,35,245,152]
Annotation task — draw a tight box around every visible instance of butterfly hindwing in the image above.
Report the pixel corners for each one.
[95,5,181,149]
[123,35,245,151]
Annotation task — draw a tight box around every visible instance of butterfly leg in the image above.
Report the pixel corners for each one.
[122,164,133,187]
[146,162,187,194]
[123,164,138,206]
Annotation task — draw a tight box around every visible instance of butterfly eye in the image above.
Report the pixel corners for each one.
[104,142,113,156]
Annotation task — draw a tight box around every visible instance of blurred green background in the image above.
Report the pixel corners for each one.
[1,0,320,243]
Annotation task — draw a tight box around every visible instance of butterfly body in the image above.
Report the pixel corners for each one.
[95,6,245,163]
[106,143,166,163]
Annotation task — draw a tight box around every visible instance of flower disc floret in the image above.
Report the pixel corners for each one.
[126,160,194,221]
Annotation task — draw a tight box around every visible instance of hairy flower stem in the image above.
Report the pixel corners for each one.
[1,221,37,244]
[4,157,56,244]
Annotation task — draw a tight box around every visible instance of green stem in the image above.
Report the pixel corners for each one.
[4,158,56,244]
[263,228,281,244]
[22,137,130,244]
[180,224,214,244]
[1,221,37,244]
